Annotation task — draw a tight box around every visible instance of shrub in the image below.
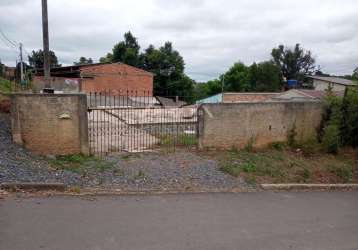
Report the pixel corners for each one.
[322,124,340,154]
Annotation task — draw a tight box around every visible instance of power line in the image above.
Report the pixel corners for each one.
[0,29,18,48]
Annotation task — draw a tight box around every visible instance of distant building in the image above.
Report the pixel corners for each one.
[33,62,153,95]
[306,75,356,91]
[196,92,278,104]
[196,89,344,104]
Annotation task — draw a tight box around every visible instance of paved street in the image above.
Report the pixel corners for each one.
[1,191,358,250]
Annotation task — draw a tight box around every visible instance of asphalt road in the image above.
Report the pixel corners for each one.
[1,191,357,250]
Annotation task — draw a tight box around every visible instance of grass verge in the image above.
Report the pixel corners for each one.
[216,147,357,184]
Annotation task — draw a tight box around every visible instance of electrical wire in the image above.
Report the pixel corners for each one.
[0,28,18,48]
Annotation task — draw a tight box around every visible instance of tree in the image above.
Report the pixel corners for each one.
[271,44,315,80]
[222,62,250,92]
[0,59,4,77]
[100,31,141,66]
[28,49,61,69]
[99,53,113,63]
[74,57,93,65]
[352,67,358,81]
[140,42,191,98]
[248,61,282,91]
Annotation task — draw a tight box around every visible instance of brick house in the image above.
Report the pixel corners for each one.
[33,63,153,95]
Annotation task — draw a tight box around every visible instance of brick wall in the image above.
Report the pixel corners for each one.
[11,94,89,155]
[81,63,153,95]
[198,101,323,150]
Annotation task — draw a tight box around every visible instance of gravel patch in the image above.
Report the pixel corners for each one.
[0,112,249,191]
[0,113,83,186]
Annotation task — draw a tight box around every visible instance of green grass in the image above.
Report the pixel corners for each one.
[326,163,353,183]
[50,154,115,174]
[0,77,12,93]
[217,147,356,184]
[160,134,197,147]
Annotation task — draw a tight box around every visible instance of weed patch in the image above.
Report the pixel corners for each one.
[50,154,114,174]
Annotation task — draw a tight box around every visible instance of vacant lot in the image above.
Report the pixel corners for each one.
[203,146,358,185]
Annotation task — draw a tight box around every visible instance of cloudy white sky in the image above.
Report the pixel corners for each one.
[0,0,357,81]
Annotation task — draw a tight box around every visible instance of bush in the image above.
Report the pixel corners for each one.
[322,124,340,154]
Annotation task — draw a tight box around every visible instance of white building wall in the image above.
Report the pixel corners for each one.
[313,80,346,91]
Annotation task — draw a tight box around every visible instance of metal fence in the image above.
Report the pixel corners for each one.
[87,91,198,156]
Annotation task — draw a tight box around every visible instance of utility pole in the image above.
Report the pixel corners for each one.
[41,0,52,91]
[221,74,225,102]
[19,43,24,83]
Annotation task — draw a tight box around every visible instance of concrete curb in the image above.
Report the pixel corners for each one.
[0,183,66,192]
[261,183,358,191]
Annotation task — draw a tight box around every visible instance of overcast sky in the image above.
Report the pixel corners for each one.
[0,0,357,81]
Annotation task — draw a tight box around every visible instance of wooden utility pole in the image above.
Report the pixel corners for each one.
[19,42,24,82]
[41,0,51,89]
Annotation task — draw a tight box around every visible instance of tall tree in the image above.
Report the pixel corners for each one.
[222,62,250,92]
[74,57,93,65]
[271,44,315,80]
[0,59,3,77]
[28,49,61,69]
[140,42,191,97]
[353,67,358,81]
[100,31,141,66]
[248,61,282,91]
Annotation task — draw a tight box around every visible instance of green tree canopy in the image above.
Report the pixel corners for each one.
[140,42,190,97]
[28,49,61,69]
[222,62,250,92]
[194,61,282,101]
[248,61,282,91]
[74,57,93,65]
[352,67,358,81]
[271,44,315,80]
[100,31,140,66]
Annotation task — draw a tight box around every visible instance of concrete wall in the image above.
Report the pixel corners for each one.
[11,93,89,155]
[313,79,346,91]
[33,76,81,93]
[223,93,279,102]
[0,92,11,113]
[198,101,323,150]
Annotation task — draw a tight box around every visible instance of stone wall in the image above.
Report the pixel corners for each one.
[11,93,89,155]
[198,101,323,150]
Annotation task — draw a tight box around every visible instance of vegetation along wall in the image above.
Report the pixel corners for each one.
[198,101,323,150]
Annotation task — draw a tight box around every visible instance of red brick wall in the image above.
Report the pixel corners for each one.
[80,63,153,96]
